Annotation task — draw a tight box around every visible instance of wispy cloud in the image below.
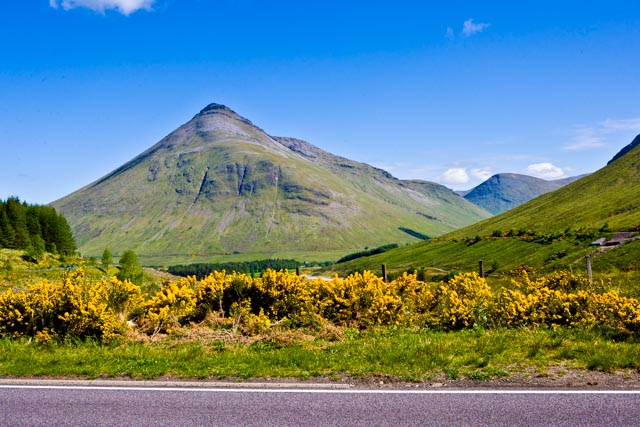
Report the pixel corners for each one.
[564,117,640,151]
[445,27,455,40]
[600,118,640,132]
[524,162,566,180]
[439,168,469,184]
[470,168,493,181]
[462,18,490,37]
[564,127,607,151]
[49,0,155,15]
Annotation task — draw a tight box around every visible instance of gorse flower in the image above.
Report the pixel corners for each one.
[1,268,639,341]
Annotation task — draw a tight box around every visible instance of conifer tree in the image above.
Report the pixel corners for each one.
[5,197,30,249]
[0,209,14,248]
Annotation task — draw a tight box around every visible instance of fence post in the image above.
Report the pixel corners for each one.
[479,260,484,278]
[382,264,388,283]
[586,254,593,285]
[296,266,300,276]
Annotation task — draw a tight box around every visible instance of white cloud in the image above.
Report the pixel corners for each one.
[563,117,640,151]
[470,168,493,181]
[439,168,469,184]
[524,163,566,180]
[462,18,490,37]
[49,0,155,15]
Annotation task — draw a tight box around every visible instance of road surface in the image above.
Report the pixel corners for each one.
[1,382,639,426]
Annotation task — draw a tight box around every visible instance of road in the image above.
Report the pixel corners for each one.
[1,383,639,426]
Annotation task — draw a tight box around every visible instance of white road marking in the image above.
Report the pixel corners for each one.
[1,385,640,394]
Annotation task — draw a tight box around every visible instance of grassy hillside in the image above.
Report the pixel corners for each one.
[52,104,489,264]
[325,140,640,277]
[454,145,640,236]
[463,173,586,214]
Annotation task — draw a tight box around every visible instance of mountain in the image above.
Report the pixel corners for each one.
[325,134,640,275]
[463,173,587,214]
[51,104,490,262]
[608,134,640,165]
[457,135,640,235]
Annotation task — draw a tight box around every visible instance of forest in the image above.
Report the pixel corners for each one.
[0,197,76,257]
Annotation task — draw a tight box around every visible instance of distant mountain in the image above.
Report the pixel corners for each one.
[447,133,640,236]
[463,173,587,214]
[51,104,489,261]
[326,133,640,275]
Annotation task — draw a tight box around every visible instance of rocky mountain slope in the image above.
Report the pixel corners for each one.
[52,104,490,260]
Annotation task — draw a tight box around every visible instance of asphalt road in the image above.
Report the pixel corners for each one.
[1,384,639,426]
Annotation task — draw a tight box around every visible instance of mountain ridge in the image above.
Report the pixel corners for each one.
[463,173,587,214]
[52,104,490,262]
[325,134,640,276]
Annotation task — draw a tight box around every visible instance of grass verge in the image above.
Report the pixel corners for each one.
[1,328,639,382]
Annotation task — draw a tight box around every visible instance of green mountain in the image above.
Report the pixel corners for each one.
[327,134,640,276]
[51,104,489,263]
[463,173,587,214]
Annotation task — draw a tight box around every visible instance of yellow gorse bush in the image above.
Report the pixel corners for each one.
[0,269,141,342]
[136,276,197,335]
[2,268,640,341]
[427,272,492,330]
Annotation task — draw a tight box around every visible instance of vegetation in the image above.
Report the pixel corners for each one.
[2,268,640,342]
[398,227,430,240]
[116,250,143,285]
[101,248,113,272]
[0,266,640,381]
[336,244,398,264]
[0,197,75,257]
[2,328,640,381]
[168,259,300,279]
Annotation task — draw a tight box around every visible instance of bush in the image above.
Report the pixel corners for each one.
[0,269,138,343]
[3,268,640,341]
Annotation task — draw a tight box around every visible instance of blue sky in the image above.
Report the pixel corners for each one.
[2,1,640,204]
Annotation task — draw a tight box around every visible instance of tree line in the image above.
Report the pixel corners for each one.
[0,197,76,256]
[168,259,300,279]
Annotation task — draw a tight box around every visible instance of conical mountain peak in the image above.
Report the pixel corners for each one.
[198,103,235,115]
[51,104,489,261]
[193,103,258,129]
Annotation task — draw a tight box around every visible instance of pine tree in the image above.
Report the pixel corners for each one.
[54,213,76,255]
[0,198,76,253]
[5,197,30,249]
[0,208,14,248]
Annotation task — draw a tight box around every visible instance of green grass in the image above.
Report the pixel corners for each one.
[326,236,590,276]
[1,328,639,381]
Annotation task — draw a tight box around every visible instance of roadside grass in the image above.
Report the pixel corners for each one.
[1,328,639,382]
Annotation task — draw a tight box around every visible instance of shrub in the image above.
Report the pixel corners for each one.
[0,269,130,343]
